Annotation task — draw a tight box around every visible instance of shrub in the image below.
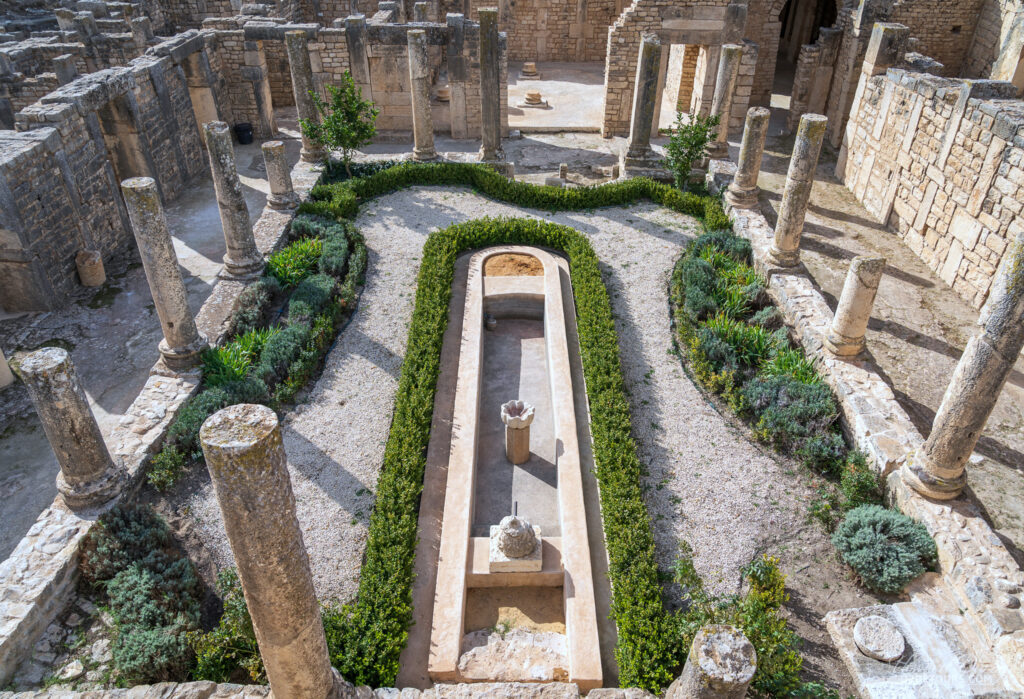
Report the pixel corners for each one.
[319,229,350,278]
[832,505,937,594]
[701,314,780,369]
[761,347,820,385]
[190,568,264,683]
[227,277,282,337]
[80,505,175,585]
[840,451,882,510]
[267,237,323,288]
[164,388,229,458]
[300,72,379,174]
[665,112,719,191]
[690,228,751,263]
[254,323,310,386]
[112,625,193,685]
[148,445,186,492]
[743,375,840,455]
[288,273,335,322]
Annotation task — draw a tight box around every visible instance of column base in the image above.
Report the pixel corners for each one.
[620,148,669,180]
[768,244,800,268]
[159,334,208,372]
[268,192,300,210]
[222,254,265,280]
[413,147,439,162]
[479,146,505,162]
[901,457,966,500]
[724,185,759,210]
[301,146,326,163]
[58,459,125,510]
[824,329,865,358]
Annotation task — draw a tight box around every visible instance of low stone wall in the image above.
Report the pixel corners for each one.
[839,65,1022,309]
[710,159,1024,694]
[0,157,321,688]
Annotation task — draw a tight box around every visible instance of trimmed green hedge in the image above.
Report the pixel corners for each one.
[324,217,672,690]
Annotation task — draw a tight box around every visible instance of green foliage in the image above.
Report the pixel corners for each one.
[253,323,310,386]
[761,348,820,385]
[300,72,379,172]
[190,569,264,684]
[832,505,937,594]
[701,314,780,368]
[665,112,719,191]
[147,445,186,492]
[201,328,279,388]
[226,277,282,337]
[840,451,882,510]
[267,237,323,288]
[164,388,229,458]
[288,273,336,323]
[78,506,201,684]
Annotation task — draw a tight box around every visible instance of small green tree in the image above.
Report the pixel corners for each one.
[665,111,719,191]
[299,71,379,176]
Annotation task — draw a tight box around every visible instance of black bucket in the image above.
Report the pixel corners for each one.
[234,122,254,145]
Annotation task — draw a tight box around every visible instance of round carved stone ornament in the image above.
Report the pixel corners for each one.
[500,399,535,429]
[853,615,905,663]
[497,515,538,558]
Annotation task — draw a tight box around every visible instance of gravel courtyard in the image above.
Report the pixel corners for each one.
[160,185,869,690]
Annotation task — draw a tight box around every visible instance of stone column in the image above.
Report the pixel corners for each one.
[407,29,437,161]
[725,107,770,209]
[15,348,123,508]
[768,113,827,267]
[0,346,15,389]
[478,7,503,162]
[413,1,427,21]
[665,625,757,699]
[76,249,106,287]
[904,231,1024,500]
[121,177,207,370]
[200,404,351,699]
[825,256,886,357]
[263,140,299,209]
[622,33,662,168]
[706,43,743,160]
[286,30,326,163]
[203,121,263,278]
[501,400,534,464]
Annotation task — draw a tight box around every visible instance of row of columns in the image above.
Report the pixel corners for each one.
[724,98,1024,501]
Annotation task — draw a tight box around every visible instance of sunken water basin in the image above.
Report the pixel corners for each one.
[428,246,602,689]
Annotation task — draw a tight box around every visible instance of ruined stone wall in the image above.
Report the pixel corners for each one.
[840,68,1021,308]
[890,0,986,76]
[155,0,236,32]
[744,0,784,108]
[964,0,1024,79]
[601,0,745,137]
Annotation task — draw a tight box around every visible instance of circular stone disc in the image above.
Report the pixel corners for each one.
[853,615,905,663]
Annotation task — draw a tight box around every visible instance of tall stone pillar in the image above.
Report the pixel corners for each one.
[407,29,437,161]
[121,177,207,370]
[622,33,662,170]
[200,404,352,699]
[825,256,885,357]
[15,347,124,508]
[706,43,743,160]
[665,625,757,698]
[768,113,827,267]
[478,7,503,162]
[725,106,770,209]
[286,30,326,163]
[904,231,1024,500]
[263,140,299,209]
[203,121,263,278]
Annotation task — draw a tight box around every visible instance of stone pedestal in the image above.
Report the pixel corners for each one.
[15,347,124,509]
[501,399,534,464]
[286,30,326,163]
[0,346,12,389]
[706,44,744,160]
[204,121,263,278]
[621,33,663,174]
[489,516,542,572]
[478,8,503,162]
[407,29,437,161]
[825,256,886,357]
[121,177,207,370]
[768,113,827,267]
[724,107,770,209]
[76,249,106,287]
[262,140,299,209]
[666,625,757,699]
[200,404,353,699]
[904,231,1024,499]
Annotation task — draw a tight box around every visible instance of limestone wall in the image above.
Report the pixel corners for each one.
[840,67,1021,308]
[889,0,986,76]
[965,0,1024,81]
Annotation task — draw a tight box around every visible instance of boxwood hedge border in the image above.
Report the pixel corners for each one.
[299,163,732,691]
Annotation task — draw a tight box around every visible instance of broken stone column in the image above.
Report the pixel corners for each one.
[501,399,534,464]
[262,140,299,209]
[76,249,106,287]
[15,347,123,508]
[203,121,263,279]
[200,404,352,699]
[904,230,1024,500]
[286,30,326,163]
[413,1,427,21]
[622,33,662,170]
[725,107,770,209]
[706,44,744,160]
[0,346,14,390]
[825,256,886,357]
[478,7,503,162]
[121,177,208,370]
[407,28,437,161]
[666,625,757,699]
[768,113,827,267]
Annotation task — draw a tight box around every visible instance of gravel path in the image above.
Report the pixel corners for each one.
[177,185,816,602]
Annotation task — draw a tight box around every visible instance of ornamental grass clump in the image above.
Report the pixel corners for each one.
[832,505,937,594]
[267,237,323,288]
